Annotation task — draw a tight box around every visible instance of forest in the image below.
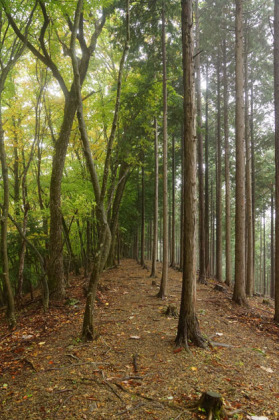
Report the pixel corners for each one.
[0,0,279,419]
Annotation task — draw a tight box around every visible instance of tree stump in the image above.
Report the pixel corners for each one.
[198,391,225,419]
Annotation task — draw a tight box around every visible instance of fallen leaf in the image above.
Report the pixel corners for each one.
[260,366,273,373]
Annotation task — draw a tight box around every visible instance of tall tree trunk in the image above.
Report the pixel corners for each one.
[205,63,210,277]
[170,135,176,268]
[151,118,159,277]
[195,0,206,284]
[274,0,279,321]
[0,97,16,327]
[176,0,205,349]
[48,95,77,298]
[158,3,168,298]
[140,156,146,268]
[263,213,266,296]
[233,0,247,306]
[271,189,275,299]
[223,40,232,287]
[216,50,223,283]
[244,30,254,297]
[180,125,185,271]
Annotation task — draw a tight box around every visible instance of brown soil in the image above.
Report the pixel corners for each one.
[0,259,279,419]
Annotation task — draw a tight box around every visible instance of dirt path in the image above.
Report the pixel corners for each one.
[0,259,279,419]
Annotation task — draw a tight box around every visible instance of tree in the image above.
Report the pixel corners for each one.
[158,3,168,299]
[3,0,108,298]
[175,0,205,349]
[150,118,159,277]
[195,0,206,284]
[274,0,279,321]
[0,7,29,326]
[233,0,247,306]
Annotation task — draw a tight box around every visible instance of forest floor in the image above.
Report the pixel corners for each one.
[0,259,279,420]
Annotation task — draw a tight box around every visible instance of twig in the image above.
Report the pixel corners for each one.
[116,402,144,416]
[174,411,189,420]
[65,353,80,361]
[133,353,138,373]
[55,393,73,414]
[81,377,124,403]
[0,332,13,343]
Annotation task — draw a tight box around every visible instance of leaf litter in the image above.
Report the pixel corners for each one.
[0,259,278,419]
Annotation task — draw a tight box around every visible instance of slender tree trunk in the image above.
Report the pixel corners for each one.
[176,0,205,349]
[205,63,210,277]
[244,31,254,297]
[233,0,247,306]
[271,190,275,298]
[170,135,176,268]
[140,155,146,268]
[151,118,159,277]
[274,0,279,321]
[17,204,29,301]
[195,0,206,284]
[0,97,16,327]
[223,40,232,287]
[180,125,185,271]
[158,3,168,298]
[250,79,256,284]
[48,95,77,298]
[263,213,266,296]
[216,51,223,283]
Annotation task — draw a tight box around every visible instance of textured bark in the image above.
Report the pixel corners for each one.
[195,0,206,284]
[176,0,206,349]
[263,214,266,296]
[170,134,176,268]
[244,32,254,297]
[271,191,275,299]
[158,4,168,298]
[140,157,146,268]
[205,64,210,277]
[274,0,279,321]
[223,41,232,287]
[17,205,28,301]
[216,51,223,283]
[233,0,247,306]
[150,118,159,278]
[0,102,16,327]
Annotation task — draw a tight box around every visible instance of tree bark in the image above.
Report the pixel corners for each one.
[151,118,159,277]
[170,134,176,268]
[271,189,275,299]
[274,0,279,321]
[233,0,247,306]
[158,3,168,298]
[205,63,210,277]
[0,101,16,327]
[223,40,232,287]
[176,0,206,349]
[195,0,206,284]
[244,29,254,297]
[216,50,223,283]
